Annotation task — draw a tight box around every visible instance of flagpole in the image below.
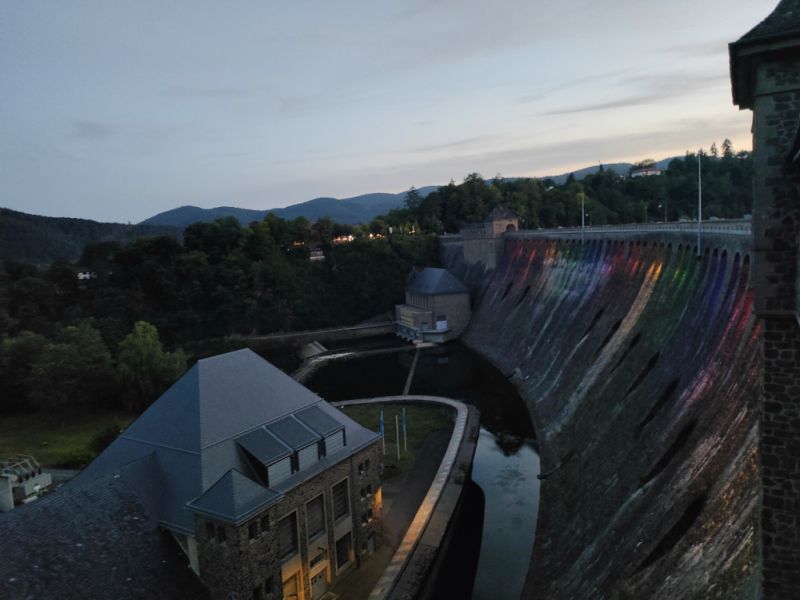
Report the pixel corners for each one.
[380,410,386,455]
[402,408,407,453]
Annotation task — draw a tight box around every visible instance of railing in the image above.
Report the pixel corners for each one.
[507,219,752,237]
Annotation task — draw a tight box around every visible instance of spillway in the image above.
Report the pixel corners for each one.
[443,232,760,598]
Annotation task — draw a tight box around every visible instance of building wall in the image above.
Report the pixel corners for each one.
[197,442,382,600]
[751,55,800,600]
[430,293,471,338]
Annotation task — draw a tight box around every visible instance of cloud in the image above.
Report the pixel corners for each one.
[163,86,259,98]
[68,120,117,141]
[543,72,729,115]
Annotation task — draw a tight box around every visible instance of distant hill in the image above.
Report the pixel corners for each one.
[0,208,182,265]
[141,187,439,228]
[541,157,678,185]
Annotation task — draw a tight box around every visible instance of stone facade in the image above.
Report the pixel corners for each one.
[197,443,382,600]
[731,5,800,598]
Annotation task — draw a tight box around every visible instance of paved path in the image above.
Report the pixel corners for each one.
[328,428,451,600]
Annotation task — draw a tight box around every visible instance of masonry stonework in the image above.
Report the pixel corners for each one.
[197,443,382,600]
[731,4,800,598]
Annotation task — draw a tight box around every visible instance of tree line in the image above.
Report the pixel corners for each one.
[0,213,438,415]
[374,141,752,234]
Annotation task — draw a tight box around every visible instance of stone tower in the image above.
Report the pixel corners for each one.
[731,2,800,598]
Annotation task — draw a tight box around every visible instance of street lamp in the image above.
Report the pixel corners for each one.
[580,192,585,243]
[697,152,702,257]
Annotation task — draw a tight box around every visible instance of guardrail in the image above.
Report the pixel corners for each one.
[333,395,476,600]
[508,219,751,238]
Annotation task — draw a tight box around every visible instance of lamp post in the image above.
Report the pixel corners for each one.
[697,152,702,257]
[580,192,585,243]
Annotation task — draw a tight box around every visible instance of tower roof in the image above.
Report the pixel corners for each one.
[486,205,517,221]
[406,267,469,296]
[730,1,800,108]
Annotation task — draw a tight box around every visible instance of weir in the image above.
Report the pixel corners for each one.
[442,228,761,598]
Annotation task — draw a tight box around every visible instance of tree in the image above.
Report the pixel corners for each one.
[29,322,115,413]
[117,321,186,411]
[721,138,734,159]
[0,331,46,411]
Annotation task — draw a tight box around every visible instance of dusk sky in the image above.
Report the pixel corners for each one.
[0,1,775,223]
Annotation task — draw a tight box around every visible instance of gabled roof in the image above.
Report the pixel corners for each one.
[730,1,800,108]
[406,267,469,296]
[486,205,517,221]
[187,470,278,524]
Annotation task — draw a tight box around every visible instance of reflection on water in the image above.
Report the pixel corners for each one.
[305,341,540,599]
[471,430,540,600]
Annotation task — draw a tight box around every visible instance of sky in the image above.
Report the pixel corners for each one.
[0,1,777,223]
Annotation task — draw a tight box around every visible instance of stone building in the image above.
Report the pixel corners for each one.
[0,349,382,600]
[459,205,519,239]
[730,2,800,598]
[395,267,471,342]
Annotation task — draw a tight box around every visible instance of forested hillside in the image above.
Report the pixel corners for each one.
[0,208,182,264]
[0,213,437,418]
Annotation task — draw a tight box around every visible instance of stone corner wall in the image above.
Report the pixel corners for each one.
[750,53,800,600]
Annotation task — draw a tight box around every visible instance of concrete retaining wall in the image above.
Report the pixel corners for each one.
[333,396,481,600]
[443,232,761,599]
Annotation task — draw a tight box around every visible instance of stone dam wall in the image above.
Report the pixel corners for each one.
[442,232,761,599]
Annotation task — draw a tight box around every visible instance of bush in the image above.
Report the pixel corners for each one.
[89,420,122,454]
[53,449,95,469]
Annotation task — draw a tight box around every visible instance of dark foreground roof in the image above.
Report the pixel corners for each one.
[0,474,207,600]
[406,268,469,296]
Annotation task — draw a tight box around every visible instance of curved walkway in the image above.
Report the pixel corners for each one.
[332,395,470,600]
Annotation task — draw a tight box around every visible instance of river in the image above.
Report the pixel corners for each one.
[304,341,540,600]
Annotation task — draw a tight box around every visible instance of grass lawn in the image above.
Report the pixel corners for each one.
[341,403,453,480]
[0,410,137,468]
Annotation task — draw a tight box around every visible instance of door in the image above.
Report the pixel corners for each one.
[310,570,327,600]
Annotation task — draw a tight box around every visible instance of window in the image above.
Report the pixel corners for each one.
[260,515,269,533]
[206,521,216,540]
[283,574,299,600]
[217,525,227,543]
[253,584,262,600]
[306,495,325,540]
[277,512,298,559]
[248,522,258,540]
[332,479,349,521]
[335,532,352,570]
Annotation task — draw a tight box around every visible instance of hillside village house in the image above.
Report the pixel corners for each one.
[0,349,383,600]
[395,267,471,343]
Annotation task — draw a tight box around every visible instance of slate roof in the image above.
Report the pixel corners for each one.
[0,473,207,600]
[730,1,800,107]
[406,268,469,296]
[736,0,800,44]
[486,205,517,221]
[187,470,278,523]
[71,348,380,533]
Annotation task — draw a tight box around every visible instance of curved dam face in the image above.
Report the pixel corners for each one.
[442,233,761,599]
